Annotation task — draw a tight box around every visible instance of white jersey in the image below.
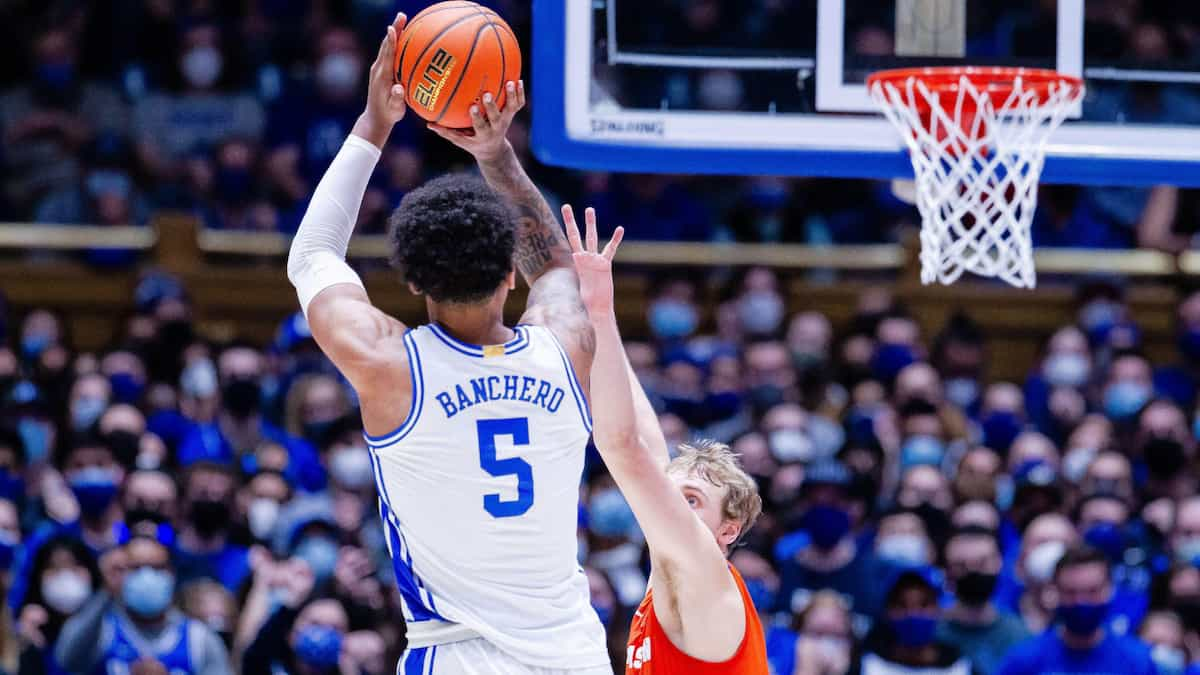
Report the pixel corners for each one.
[365,323,609,670]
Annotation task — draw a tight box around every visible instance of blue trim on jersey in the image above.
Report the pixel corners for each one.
[402,646,427,675]
[543,327,593,433]
[429,645,437,675]
[385,516,443,622]
[365,442,442,622]
[364,331,425,446]
[427,323,529,357]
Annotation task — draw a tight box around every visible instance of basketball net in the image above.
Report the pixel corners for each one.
[868,68,1083,288]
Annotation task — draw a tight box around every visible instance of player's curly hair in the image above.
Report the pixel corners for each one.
[388,174,516,304]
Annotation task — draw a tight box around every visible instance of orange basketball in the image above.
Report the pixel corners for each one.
[395,1,522,129]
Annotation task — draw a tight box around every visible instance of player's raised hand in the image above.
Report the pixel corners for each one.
[356,12,408,147]
[427,80,526,162]
[562,204,623,317]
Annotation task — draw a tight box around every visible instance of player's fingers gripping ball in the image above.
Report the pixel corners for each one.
[394,1,522,129]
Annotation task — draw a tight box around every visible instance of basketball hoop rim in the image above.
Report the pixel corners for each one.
[867,66,1084,110]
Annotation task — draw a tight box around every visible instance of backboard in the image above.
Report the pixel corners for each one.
[531,0,1200,185]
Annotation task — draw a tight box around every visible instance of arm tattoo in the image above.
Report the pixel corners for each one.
[478,146,571,284]
[513,212,557,279]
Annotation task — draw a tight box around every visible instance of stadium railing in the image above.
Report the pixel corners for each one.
[0,217,1191,380]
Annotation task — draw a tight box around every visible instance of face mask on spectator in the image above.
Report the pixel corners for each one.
[181,359,218,398]
[871,343,916,382]
[1024,540,1066,583]
[1174,536,1200,566]
[1043,352,1090,388]
[876,534,928,567]
[801,504,851,550]
[70,396,106,431]
[122,566,175,618]
[738,291,784,336]
[1079,300,1121,341]
[704,390,743,421]
[294,624,343,671]
[768,429,812,463]
[1056,598,1109,636]
[647,300,697,341]
[1083,522,1127,562]
[21,333,52,362]
[955,571,998,606]
[588,488,639,539]
[900,435,945,469]
[330,446,374,489]
[0,531,17,569]
[1062,446,1097,484]
[303,418,338,446]
[1103,381,1150,421]
[1177,328,1200,363]
[1150,644,1186,675]
[295,535,340,582]
[748,384,786,413]
[247,497,281,540]
[68,466,119,513]
[41,569,92,614]
[189,498,229,538]
[0,467,24,503]
[944,377,979,410]
[1172,595,1200,629]
[222,377,261,419]
[743,577,776,613]
[215,166,253,204]
[125,500,167,527]
[17,418,51,463]
[889,613,937,647]
[181,46,222,89]
[812,636,849,663]
[806,416,845,461]
[108,372,144,404]
[1142,436,1186,478]
[36,62,74,91]
[317,53,361,98]
[981,411,1022,453]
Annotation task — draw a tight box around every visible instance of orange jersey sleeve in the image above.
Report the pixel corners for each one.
[625,565,769,675]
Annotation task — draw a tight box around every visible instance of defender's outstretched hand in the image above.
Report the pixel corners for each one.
[562,204,624,317]
[355,12,408,147]
[427,80,527,162]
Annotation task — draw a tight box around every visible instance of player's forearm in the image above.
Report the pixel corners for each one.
[476,142,573,283]
[588,311,644,460]
[286,134,380,315]
[625,349,671,467]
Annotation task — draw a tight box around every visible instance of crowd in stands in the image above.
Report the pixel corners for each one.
[1,0,1198,249]
[2,264,1200,674]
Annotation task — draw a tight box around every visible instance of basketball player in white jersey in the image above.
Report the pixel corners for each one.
[286,14,609,675]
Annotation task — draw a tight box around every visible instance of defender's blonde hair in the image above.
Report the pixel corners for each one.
[667,439,763,542]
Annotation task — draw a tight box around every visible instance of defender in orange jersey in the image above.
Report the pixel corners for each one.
[562,206,769,675]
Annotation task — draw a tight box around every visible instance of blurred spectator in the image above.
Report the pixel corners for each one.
[264,26,373,209]
[15,536,99,675]
[55,532,231,674]
[997,546,1156,675]
[852,568,974,674]
[132,22,264,186]
[0,28,127,218]
[938,527,1030,675]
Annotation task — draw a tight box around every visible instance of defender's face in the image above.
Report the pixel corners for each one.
[670,472,739,550]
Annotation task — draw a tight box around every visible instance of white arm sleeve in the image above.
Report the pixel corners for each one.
[286,134,382,317]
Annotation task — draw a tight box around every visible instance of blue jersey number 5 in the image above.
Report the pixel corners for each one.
[477,418,533,518]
